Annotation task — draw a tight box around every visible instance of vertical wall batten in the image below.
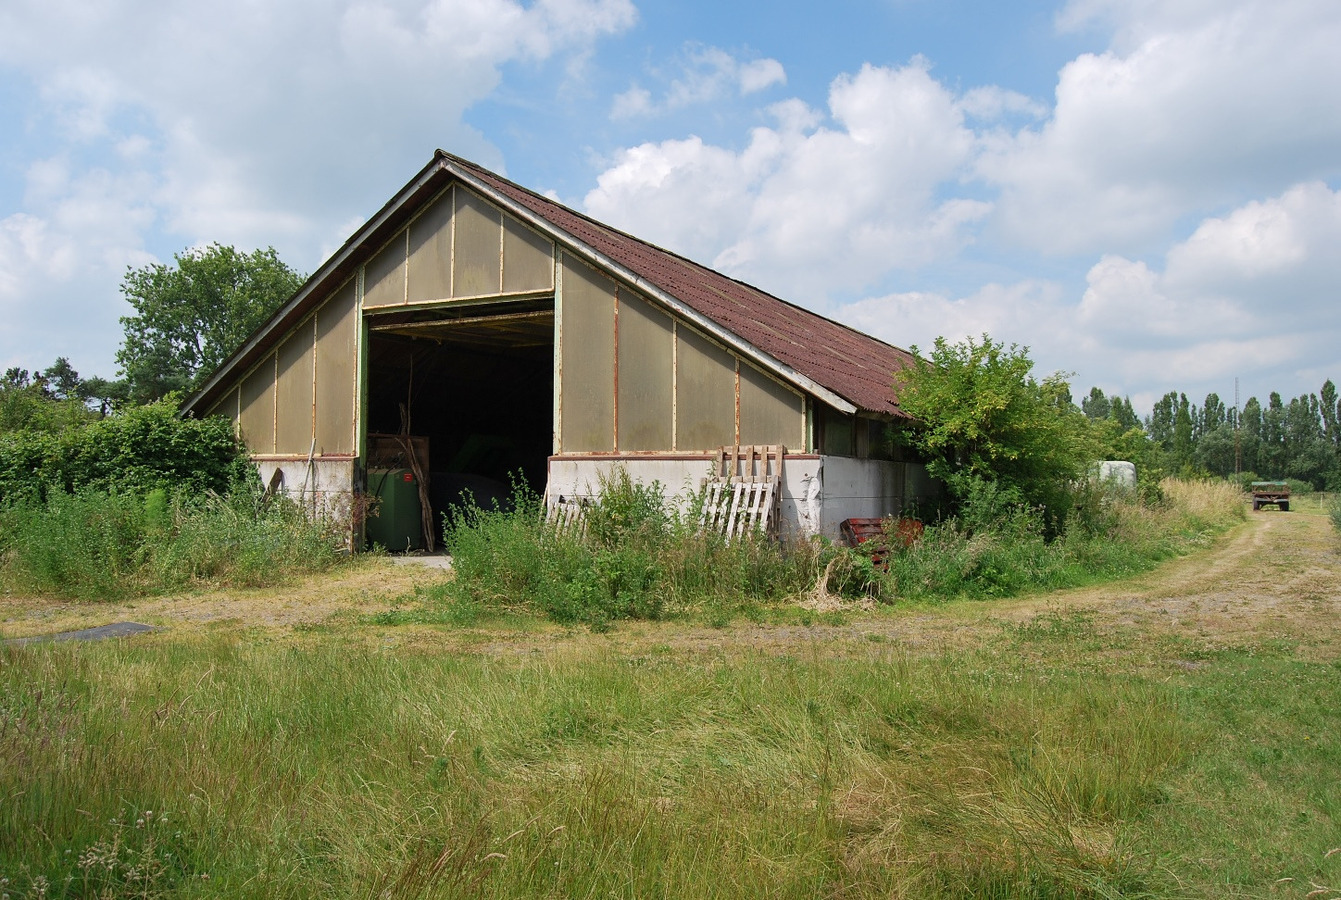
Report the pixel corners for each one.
[734,358,741,446]
[612,288,619,449]
[671,321,678,450]
[553,254,563,454]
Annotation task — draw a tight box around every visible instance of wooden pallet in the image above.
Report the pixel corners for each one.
[702,445,784,539]
[545,494,589,537]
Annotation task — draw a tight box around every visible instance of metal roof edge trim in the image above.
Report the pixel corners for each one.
[441,161,861,416]
[181,156,449,416]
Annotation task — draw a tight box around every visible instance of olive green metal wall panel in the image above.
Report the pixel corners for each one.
[502,213,553,294]
[206,386,238,425]
[819,406,855,457]
[453,188,502,298]
[738,361,803,449]
[315,279,358,455]
[559,255,615,451]
[274,319,315,454]
[616,291,673,450]
[675,326,736,450]
[238,355,276,453]
[406,188,453,303]
[363,233,406,308]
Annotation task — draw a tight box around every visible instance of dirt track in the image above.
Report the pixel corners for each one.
[3,506,1338,655]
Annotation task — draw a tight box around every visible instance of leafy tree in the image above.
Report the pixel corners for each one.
[1202,392,1227,433]
[1148,392,1176,448]
[1108,395,1141,431]
[1172,393,1194,470]
[1,361,98,434]
[1195,424,1237,477]
[116,244,304,404]
[1081,386,1111,420]
[41,357,83,401]
[1321,379,1339,451]
[79,376,130,416]
[894,334,1093,519]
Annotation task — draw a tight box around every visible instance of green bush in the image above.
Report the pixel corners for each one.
[1330,496,1341,533]
[0,399,250,504]
[0,488,342,600]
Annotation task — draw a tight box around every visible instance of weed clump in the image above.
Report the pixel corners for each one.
[440,470,816,628]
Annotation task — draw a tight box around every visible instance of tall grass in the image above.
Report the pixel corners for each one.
[441,472,817,627]
[0,488,344,600]
[868,477,1247,604]
[0,637,1211,899]
[441,474,1251,618]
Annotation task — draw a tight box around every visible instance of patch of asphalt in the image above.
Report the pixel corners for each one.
[3,621,157,647]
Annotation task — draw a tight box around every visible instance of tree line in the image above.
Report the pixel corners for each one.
[1081,383,1341,490]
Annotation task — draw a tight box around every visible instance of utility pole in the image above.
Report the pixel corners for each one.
[1234,377,1242,476]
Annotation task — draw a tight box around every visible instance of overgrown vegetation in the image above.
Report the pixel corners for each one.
[819,477,1246,604]
[412,469,1245,627]
[437,472,817,628]
[894,334,1094,526]
[0,488,344,600]
[0,371,350,599]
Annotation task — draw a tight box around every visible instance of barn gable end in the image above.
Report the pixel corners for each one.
[184,152,938,545]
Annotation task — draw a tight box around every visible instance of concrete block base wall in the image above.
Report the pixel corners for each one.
[255,457,360,549]
[544,454,939,542]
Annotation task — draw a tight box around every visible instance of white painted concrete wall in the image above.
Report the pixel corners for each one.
[545,454,939,541]
[255,457,360,548]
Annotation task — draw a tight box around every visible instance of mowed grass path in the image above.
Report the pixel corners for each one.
[2,504,1339,899]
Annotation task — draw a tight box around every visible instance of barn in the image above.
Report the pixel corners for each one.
[182,151,939,549]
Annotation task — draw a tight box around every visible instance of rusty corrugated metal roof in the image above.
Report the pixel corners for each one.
[444,153,913,416]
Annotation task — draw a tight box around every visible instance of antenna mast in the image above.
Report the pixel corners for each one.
[1234,377,1241,475]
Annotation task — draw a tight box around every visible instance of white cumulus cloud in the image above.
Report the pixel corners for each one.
[610,44,786,119]
[980,0,1341,254]
[0,0,636,374]
[589,60,988,299]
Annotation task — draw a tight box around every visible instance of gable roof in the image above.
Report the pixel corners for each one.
[184,150,914,419]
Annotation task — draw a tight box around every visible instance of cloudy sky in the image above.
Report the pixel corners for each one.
[2,0,1338,413]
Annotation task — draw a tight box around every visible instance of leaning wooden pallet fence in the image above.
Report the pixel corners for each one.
[701,445,784,539]
[545,494,589,538]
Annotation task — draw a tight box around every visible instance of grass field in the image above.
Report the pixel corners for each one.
[1,495,1338,898]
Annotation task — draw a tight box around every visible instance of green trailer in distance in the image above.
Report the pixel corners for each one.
[1251,481,1290,512]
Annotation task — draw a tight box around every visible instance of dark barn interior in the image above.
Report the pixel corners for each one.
[365,304,554,543]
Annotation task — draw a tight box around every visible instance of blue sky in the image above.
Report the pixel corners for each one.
[2,0,1339,414]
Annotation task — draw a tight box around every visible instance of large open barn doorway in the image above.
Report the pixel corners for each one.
[364,303,554,549]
